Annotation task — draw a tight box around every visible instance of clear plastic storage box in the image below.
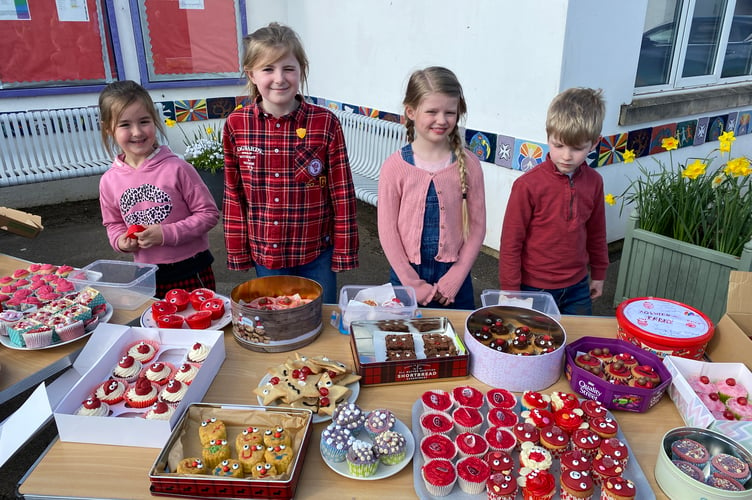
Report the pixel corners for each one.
[68,259,158,310]
[480,289,560,320]
[337,285,418,334]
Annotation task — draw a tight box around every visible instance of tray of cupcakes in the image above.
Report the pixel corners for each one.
[149,403,313,500]
[411,385,653,499]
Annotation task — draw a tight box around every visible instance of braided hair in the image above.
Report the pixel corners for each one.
[403,67,470,238]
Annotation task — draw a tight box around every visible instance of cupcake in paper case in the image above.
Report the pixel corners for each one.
[589,416,619,439]
[484,426,516,454]
[0,310,23,336]
[22,325,54,348]
[95,378,128,405]
[186,342,211,364]
[75,396,110,417]
[560,449,593,475]
[143,361,175,386]
[598,437,629,467]
[7,318,43,347]
[112,355,143,383]
[332,402,366,436]
[550,391,580,412]
[517,467,556,500]
[420,434,456,462]
[726,396,752,420]
[689,374,719,394]
[522,408,555,429]
[709,452,751,484]
[706,472,746,491]
[519,441,553,472]
[124,376,159,408]
[486,472,517,500]
[539,424,570,459]
[320,423,354,463]
[420,411,454,437]
[513,422,540,451]
[485,450,515,476]
[55,265,74,277]
[570,428,601,459]
[591,455,623,487]
[601,476,636,500]
[51,316,85,342]
[559,469,594,500]
[717,377,748,402]
[421,458,456,497]
[579,399,608,421]
[174,362,201,386]
[487,407,519,429]
[456,455,490,494]
[421,389,453,413]
[699,392,727,416]
[671,438,710,469]
[520,390,551,412]
[455,432,489,458]
[452,406,483,433]
[451,385,484,409]
[126,340,159,363]
[672,460,704,482]
[486,388,517,409]
[346,439,378,478]
[364,408,396,439]
[144,401,175,420]
[374,430,407,465]
[159,378,187,407]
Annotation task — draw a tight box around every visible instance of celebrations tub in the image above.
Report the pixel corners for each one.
[616,297,715,360]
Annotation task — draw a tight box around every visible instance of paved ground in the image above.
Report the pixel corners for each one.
[0,199,621,498]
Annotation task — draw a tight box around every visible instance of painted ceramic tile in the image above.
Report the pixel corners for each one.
[736,111,752,136]
[379,111,402,123]
[158,101,176,121]
[597,133,627,167]
[341,102,358,114]
[174,99,208,122]
[324,99,343,111]
[587,149,599,168]
[648,123,677,155]
[234,96,252,109]
[626,127,652,158]
[358,106,380,118]
[707,115,727,142]
[676,120,697,148]
[495,134,515,168]
[694,117,709,146]
[513,139,547,172]
[466,129,496,162]
[726,111,738,132]
[207,97,236,119]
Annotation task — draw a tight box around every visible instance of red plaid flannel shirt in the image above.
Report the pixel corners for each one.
[222,98,359,272]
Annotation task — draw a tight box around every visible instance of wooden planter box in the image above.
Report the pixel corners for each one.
[614,212,752,324]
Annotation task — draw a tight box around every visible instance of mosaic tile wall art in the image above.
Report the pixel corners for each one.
[155,93,750,170]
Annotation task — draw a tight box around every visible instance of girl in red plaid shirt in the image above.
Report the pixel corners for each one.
[223,23,359,303]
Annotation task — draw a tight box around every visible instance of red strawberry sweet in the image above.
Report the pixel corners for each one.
[156,314,184,328]
[200,297,225,320]
[185,310,212,329]
[165,289,190,311]
[125,224,145,239]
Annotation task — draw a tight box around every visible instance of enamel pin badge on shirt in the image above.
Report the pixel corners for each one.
[307,159,323,177]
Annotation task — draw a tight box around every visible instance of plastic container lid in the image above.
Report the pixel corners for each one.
[616,297,715,348]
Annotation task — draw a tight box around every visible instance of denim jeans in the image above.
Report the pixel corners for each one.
[389,180,475,310]
[254,247,337,304]
[521,274,593,316]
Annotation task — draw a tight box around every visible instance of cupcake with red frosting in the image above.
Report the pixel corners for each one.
[420,411,454,436]
[485,450,515,475]
[519,441,553,472]
[539,424,570,459]
[420,433,456,462]
[589,416,619,439]
[560,469,594,500]
[486,388,517,409]
[520,390,550,412]
[75,396,110,417]
[112,354,142,383]
[124,376,159,408]
[601,476,636,500]
[560,449,593,475]
[484,426,517,454]
[455,432,489,458]
[486,472,517,500]
[550,391,579,411]
[513,422,540,451]
[630,364,661,384]
[451,385,484,409]
[517,468,556,500]
[570,428,601,458]
[456,455,490,494]
[159,378,187,407]
[127,340,159,363]
[421,389,453,413]
[421,458,456,497]
[174,363,201,386]
[142,361,175,386]
[487,407,519,429]
[523,408,555,429]
[95,378,128,405]
[144,401,176,420]
[452,406,483,433]
[598,437,629,466]
[591,455,624,487]
[554,408,588,435]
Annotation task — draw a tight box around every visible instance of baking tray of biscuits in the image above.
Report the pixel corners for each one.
[349,317,470,386]
[149,403,313,500]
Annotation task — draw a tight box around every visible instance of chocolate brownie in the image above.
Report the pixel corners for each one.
[386,349,416,361]
[376,320,409,332]
[385,334,415,350]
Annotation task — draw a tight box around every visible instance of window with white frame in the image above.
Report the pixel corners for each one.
[636,0,752,92]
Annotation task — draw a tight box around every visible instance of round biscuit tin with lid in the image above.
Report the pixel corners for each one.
[616,297,714,360]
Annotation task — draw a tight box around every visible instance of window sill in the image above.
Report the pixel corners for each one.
[619,84,752,126]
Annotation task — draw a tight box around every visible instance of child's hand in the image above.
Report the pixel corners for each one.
[590,279,604,299]
[117,233,139,252]
[134,224,164,249]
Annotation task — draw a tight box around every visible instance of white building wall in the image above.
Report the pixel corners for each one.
[2,0,751,251]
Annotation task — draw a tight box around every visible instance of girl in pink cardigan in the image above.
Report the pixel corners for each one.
[377,67,486,308]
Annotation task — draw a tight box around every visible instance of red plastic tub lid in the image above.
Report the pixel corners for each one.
[616,297,714,346]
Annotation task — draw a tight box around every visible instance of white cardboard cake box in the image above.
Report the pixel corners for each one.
[51,323,225,448]
[663,356,752,453]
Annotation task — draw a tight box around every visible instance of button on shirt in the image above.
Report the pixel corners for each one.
[222,98,359,271]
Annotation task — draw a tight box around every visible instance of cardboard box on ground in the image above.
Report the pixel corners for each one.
[0,207,43,238]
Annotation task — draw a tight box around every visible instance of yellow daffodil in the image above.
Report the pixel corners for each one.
[605,193,616,206]
[296,128,307,139]
[206,127,214,135]
[724,156,752,177]
[165,118,176,127]
[623,149,636,163]
[661,136,679,151]
[681,159,706,180]
[712,174,725,188]
[719,130,736,153]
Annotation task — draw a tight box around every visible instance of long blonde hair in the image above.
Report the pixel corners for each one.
[403,66,470,237]
[241,22,309,100]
